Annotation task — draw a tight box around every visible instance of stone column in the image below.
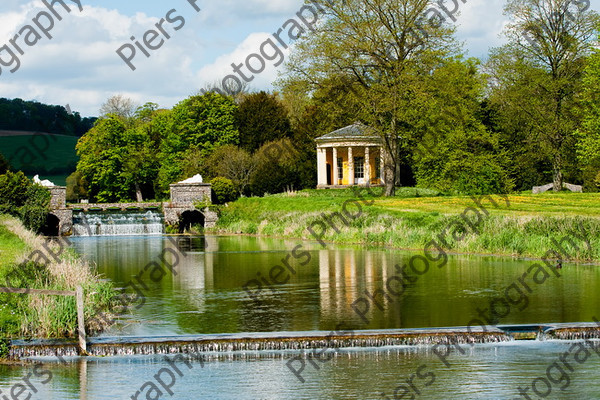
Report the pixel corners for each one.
[364,146,370,186]
[332,147,338,185]
[379,148,385,184]
[317,148,327,186]
[348,147,354,186]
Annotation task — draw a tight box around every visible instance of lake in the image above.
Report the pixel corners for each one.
[2,235,599,399]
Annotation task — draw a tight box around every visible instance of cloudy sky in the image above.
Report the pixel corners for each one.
[0,0,597,117]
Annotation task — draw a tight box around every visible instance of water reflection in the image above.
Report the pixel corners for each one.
[3,342,600,399]
[70,235,600,337]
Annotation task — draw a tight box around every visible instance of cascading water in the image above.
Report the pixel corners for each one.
[10,325,600,360]
[9,328,514,359]
[72,210,164,236]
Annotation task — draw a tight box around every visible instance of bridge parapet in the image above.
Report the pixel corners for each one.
[67,202,163,211]
[49,186,67,209]
[169,183,212,207]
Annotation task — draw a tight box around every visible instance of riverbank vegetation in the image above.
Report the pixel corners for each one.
[0,215,115,343]
[0,171,51,233]
[208,189,600,262]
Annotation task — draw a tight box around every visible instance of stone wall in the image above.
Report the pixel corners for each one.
[169,183,212,207]
[50,209,73,236]
[49,186,66,209]
[533,182,583,194]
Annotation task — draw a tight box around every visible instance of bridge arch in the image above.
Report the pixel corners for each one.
[41,213,61,236]
[179,210,205,233]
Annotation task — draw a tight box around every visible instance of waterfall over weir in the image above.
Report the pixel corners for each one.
[72,210,164,236]
[9,324,600,360]
[9,328,513,359]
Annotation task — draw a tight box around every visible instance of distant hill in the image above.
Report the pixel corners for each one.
[0,132,79,186]
[0,98,96,137]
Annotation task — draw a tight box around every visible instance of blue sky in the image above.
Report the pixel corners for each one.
[0,0,598,117]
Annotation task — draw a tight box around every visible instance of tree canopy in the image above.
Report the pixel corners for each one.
[236,92,293,152]
[280,0,463,195]
[487,0,599,190]
[0,98,95,136]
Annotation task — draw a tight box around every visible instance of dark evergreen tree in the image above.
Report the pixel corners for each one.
[236,92,292,153]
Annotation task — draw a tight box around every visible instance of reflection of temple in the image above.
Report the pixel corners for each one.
[318,249,402,327]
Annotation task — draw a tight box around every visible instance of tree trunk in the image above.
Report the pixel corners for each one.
[135,183,143,202]
[552,153,563,192]
[383,145,396,197]
[395,161,402,187]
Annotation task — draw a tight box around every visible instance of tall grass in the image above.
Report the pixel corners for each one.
[0,215,115,339]
[209,190,600,262]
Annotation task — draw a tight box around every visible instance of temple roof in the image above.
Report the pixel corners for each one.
[315,123,379,142]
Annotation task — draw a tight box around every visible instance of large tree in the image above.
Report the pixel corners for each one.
[487,0,598,191]
[236,92,293,153]
[577,32,600,190]
[99,95,138,122]
[280,0,460,196]
[156,93,239,196]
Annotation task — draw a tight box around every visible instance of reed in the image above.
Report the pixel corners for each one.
[208,190,600,262]
[0,215,115,340]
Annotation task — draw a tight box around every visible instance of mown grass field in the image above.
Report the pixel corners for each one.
[210,188,600,262]
[0,134,79,185]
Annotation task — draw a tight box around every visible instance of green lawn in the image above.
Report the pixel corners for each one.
[0,216,28,271]
[211,189,600,261]
[222,188,600,218]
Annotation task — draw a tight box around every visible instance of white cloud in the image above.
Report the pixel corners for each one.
[455,0,508,58]
[196,32,291,93]
[0,1,207,116]
[0,0,597,118]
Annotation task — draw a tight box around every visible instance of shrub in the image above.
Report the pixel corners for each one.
[66,171,88,202]
[249,138,302,196]
[211,177,238,204]
[0,171,30,207]
[20,185,51,232]
[0,338,10,359]
[0,171,51,232]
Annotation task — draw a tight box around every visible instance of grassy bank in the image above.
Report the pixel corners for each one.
[0,215,115,343]
[208,188,600,262]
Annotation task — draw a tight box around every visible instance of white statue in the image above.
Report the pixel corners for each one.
[33,174,55,187]
[179,174,203,184]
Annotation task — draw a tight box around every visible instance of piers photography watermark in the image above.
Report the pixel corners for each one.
[0,0,83,77]
[378,222,592,399]
[116,0,201,71]
[517,317,600,399]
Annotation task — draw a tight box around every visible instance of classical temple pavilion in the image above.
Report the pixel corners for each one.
[315,123,386,188]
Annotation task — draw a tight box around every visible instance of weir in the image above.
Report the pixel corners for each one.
[8,323,600,360]
[71,210,164,236]
[45,181,218,236]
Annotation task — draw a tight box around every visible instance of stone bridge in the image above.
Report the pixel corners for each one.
[47,183,218,236]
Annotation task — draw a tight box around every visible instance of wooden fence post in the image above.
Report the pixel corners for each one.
[0,286,87,355]
[76,286,87,355]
